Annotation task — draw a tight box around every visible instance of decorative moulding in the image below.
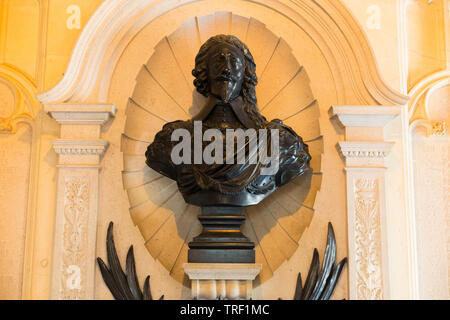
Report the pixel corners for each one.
[331,106,401,127]
[338,141,395,159]
[51,139,109,156]
[44,104,116,125]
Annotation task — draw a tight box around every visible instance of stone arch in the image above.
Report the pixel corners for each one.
[37,0,407,106]
[0,64,38,132]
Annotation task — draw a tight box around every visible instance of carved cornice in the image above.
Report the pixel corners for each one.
[338,142,394,159]
[331,106,401,128]
[45,104,116,125]
[51,139,108,155]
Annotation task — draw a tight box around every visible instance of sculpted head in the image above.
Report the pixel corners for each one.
[192,35,258,104]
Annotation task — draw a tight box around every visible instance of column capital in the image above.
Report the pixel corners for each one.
[331,105,400,167]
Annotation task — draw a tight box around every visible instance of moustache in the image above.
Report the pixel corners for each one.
[214,75,236,82]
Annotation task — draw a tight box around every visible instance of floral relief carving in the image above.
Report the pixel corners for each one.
[60,177,89,299]
[354,178,383,300]
[431,121,446,137]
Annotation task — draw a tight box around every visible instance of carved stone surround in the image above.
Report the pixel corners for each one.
[332,105,400,300]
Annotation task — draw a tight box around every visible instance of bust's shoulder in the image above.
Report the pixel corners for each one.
[155,119,194,135]
[267,118,292,130]
[162,119,192,129]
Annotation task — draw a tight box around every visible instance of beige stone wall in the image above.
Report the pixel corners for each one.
[0,123,32,299]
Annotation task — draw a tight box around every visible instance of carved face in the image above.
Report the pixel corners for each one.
[207,43,245,102]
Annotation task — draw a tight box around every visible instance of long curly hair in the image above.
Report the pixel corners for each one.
[192,34,267,127]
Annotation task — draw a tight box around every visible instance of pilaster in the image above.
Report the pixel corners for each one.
[45,103,115,299]
[331,105,400,300]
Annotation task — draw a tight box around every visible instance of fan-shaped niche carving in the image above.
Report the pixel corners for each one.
[121,12,323,284]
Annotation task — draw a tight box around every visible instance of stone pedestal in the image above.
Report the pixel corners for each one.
[45,103,115,299]
[331,105,400,300]
[183,263,262,300]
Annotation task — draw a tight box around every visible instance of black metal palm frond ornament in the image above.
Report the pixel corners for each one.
[291,222,347,300]
[97,222,164,300]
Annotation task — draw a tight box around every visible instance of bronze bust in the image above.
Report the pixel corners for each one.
[145,35,311,263]
[146,35,311,207]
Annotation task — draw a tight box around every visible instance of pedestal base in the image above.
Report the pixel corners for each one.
[188,206,255,263]
[183,263,262,300]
